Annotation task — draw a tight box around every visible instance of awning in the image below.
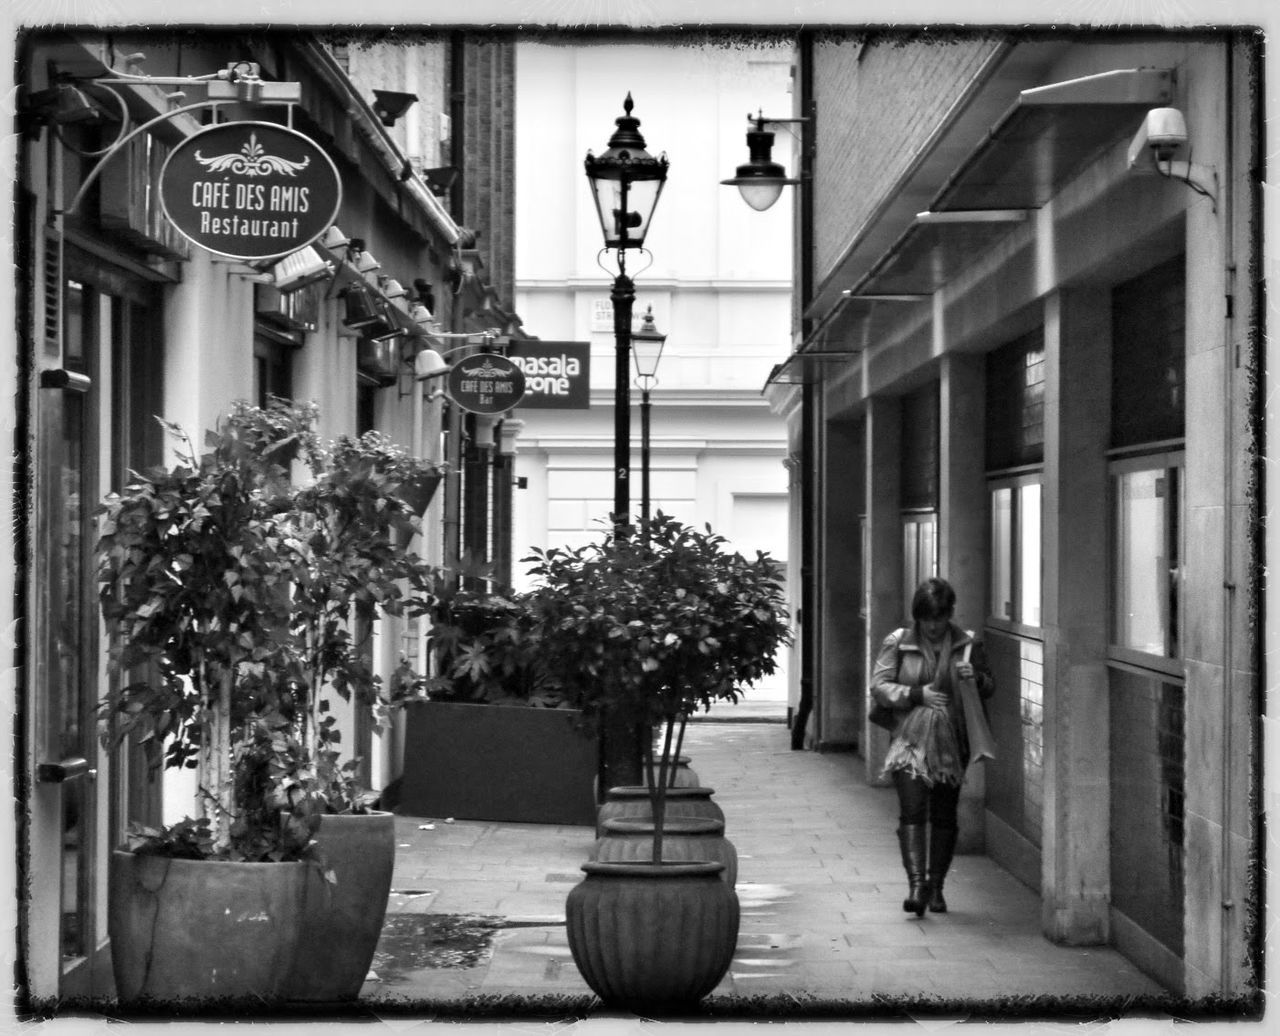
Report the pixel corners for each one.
[811,65,1174,315]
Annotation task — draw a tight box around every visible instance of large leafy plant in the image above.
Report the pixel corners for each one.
[97,399,442,862]
[431,513,791,863]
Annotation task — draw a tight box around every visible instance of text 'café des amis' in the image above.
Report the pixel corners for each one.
[160,122,342,259]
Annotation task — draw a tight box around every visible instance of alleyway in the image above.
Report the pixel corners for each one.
[363,719,1170,1018]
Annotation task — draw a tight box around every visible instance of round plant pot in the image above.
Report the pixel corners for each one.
[591,817,739,886]
[596,785,725,837]
[109,850,307,1006]
[565,860,739,1013]
[282,810,396,1002]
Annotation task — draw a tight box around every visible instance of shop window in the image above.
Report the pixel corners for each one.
[1111,454,1183,664]
[253,333,294,409]
[988,476,1042,629]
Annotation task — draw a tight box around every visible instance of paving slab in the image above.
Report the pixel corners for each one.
[361,720,1171,1017]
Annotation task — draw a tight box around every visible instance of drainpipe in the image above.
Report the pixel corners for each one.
[1218,37,1238,993]
[791,29,817,750]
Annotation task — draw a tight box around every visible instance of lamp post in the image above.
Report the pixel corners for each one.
[631,305,667,541]
[584,94,668,531]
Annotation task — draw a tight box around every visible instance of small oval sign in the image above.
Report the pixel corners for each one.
[159,121,342,261]
[446,353,528,415]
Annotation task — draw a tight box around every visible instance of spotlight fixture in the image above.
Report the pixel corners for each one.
[270,246,333,293]
[321,225,351,250]
[371,89,419,127]
[380,278,408,299]
[355,250,381,274]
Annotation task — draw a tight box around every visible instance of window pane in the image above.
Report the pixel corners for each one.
[918,517,936,583]
[991,487,1012,620]
[903,521,919,615]
[1114,469,1168,654]
[1017,482,1042,627]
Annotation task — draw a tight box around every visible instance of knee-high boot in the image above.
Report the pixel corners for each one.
[897,824,929,918]
[927,825,958,913]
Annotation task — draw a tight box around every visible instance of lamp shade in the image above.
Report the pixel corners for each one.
[584,94,669,250]
[721,123,797,212]
[631,305,667,379]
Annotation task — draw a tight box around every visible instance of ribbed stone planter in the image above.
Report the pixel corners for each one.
[109,851,306,1006]
[565,860,739,1012]
[591,817,738,886]
[282,810,395,1002]
[596,785,724,837]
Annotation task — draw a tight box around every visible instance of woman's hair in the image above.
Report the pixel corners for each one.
[911,577,956,623]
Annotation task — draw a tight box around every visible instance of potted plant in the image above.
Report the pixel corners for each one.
[396,582,601,826]
[96,399,442,1006]
[516,513,790,1011]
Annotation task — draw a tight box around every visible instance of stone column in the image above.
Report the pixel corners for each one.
[939,353,988,852]
[1040,287,1111,944]
[864,395,902,782]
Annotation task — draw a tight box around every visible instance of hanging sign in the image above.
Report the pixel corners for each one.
[505,342,591,409]
[446,353,527,415]
[158,121,342,261]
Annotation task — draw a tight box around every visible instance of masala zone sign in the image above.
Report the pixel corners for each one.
[159,121,342,261]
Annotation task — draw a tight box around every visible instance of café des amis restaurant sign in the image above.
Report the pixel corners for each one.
[159,121,342,261]
[446,353,527,416]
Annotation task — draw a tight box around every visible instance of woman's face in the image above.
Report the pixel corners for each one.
[918,613,952,643]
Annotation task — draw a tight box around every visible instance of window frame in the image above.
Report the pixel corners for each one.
[1107,446,1185,678]
[986,466,1044,639]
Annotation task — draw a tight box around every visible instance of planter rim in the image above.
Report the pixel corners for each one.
[580,860,726,878]
[607,784,715,798]
[601,817,725,836]
[111,848,308,868]
[322,808,393,819]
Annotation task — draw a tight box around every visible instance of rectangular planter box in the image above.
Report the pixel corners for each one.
[398,701,599,825]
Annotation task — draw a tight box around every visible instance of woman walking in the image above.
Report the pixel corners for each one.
[870,577,995,917]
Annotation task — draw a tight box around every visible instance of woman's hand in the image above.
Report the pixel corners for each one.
[955,660,975,682]
[922,684,950,711]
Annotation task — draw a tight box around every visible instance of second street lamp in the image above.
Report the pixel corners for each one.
[584,93,668,530]
[631,305,667,541]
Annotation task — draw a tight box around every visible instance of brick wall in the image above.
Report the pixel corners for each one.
[461,38,517,307]
[811,34,999,286]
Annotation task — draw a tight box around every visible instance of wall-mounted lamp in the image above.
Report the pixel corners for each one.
[1127,106,1217,211]
[355,249,381,275]
[409,303,434,325]
[721,111,806,212]
[372,89,419,127]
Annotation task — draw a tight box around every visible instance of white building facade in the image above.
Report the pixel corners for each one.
[512,37,796,707]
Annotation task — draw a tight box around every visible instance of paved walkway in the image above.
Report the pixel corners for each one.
[361,719,1171,1019]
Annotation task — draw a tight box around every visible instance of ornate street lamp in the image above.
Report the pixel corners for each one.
[631,305,667,541]
[584,93,668,530]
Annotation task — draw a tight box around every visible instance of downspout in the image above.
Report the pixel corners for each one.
[1218,36,1237,993]
[791,29,817,750]
[442,32,467,581]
